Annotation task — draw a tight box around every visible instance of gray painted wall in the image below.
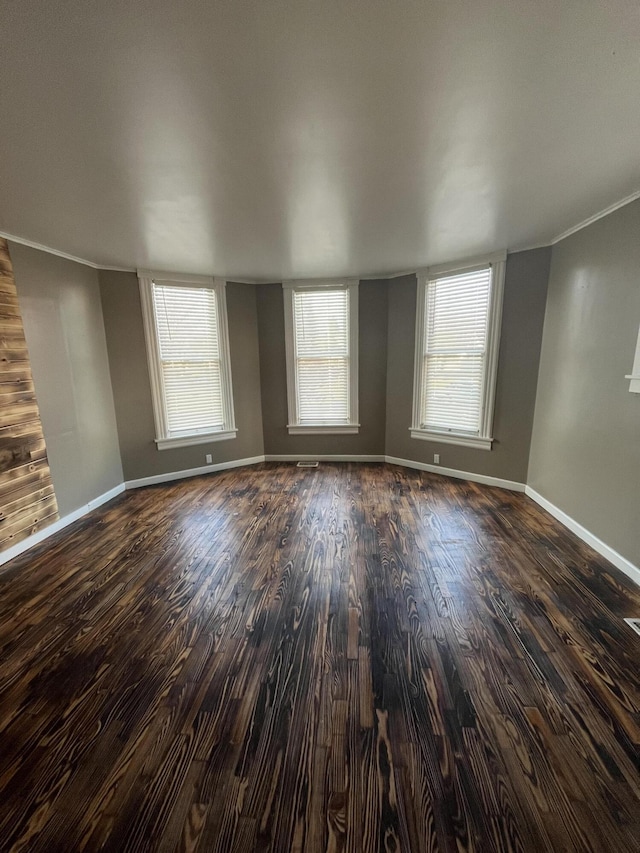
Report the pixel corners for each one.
[99,272,264,481]
[10,213,639,576]
[385,249,551,483]
[528,200,640,567]
[256,281,388,456]
[99,262,547,483]
[10,242,123,516]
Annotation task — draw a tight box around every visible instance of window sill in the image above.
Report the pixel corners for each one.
[287,424,360,435]
[156,430,237,450]
[410,429,492,451]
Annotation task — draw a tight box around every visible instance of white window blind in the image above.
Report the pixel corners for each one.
[419,267,492,435]
[152,283,224,436]
[139,271,236,450]
[293,288,350,424]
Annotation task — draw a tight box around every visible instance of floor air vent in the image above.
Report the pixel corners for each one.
[297,461,319,468]
[624,618,640,637]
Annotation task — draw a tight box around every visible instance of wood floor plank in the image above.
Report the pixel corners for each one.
[0,462,638,852]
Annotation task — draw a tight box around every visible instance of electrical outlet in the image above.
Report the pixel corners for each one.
[205,454,213,464]
[433,454,440,464]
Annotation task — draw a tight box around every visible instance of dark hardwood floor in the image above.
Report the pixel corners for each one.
[0,462,638,852]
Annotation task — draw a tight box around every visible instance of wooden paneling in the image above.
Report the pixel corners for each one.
[0,463,638,851]
[0,238,57,551]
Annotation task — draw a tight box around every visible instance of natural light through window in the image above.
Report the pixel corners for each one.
[411,254,505,450]
[283,281,359,434]
[138,271,236,450]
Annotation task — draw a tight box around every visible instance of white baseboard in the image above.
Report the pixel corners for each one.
[131,453,522,493]
[264,454,386,463]
[525,487,640,588]
[6,463,635,595]
[124,455,267,489]
[86,482,126,511]
[384,455,526,492]
[0,482,126,568]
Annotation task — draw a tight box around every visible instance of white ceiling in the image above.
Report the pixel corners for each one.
[1,0,639,280]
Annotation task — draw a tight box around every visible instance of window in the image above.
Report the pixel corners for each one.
[411,253,506,450]
[283,280,359,434]
[138,271,236,450]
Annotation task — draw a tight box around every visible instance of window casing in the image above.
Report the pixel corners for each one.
[411,253,506,450]
[138,270,236,450]
[283,280,359,434]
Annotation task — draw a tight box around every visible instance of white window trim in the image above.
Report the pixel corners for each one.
[138,269,237,451]
[625,323,640,392]
[283,279,359,435]
[410,251,506,451]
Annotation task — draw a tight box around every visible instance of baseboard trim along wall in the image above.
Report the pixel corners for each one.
[384,455,527,492]
[125,454,385,489]
[0,482,126,568]
[525,486,640,588]
[124,454,525,491]
[263,454,386,463]
[124,455,267,489]
[3,461,637,593]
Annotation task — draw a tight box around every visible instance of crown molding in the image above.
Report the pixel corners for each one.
[2,187,639,279]
[551,189,640,245]
[0,228,135,272]
[95,263,137,272]
[506,241,553,254]
[0,228,100,268]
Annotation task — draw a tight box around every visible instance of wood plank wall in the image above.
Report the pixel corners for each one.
[0,238,58,552]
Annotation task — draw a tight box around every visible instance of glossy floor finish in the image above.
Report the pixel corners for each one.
[0,463,638,852]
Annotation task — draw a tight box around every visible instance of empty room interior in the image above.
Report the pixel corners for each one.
[1,1,639,851]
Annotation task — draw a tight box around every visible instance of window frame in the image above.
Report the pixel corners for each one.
[410,252,506,451]
[283,279,359,435]
[138,269,236,450]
